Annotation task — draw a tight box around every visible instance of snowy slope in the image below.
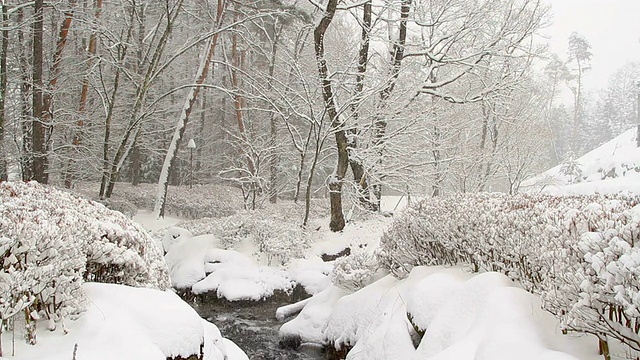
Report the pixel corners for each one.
[523,128,640,194]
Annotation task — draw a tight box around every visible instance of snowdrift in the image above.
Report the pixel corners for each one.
[2,282,247,360]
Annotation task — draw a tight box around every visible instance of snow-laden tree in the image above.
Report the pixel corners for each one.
[307,0,549,230]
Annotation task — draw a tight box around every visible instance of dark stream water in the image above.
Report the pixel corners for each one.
[190,296,326,360]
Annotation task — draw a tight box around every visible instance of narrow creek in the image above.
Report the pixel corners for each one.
[189,295,326,360]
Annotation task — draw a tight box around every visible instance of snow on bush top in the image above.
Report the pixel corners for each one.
[0,181,170,338]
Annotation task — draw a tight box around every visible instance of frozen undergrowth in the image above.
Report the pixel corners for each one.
[163,200,329,266]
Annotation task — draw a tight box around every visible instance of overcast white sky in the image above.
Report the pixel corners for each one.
[544,0,640,92]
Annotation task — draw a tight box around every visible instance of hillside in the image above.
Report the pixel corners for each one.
[523,128,640,195]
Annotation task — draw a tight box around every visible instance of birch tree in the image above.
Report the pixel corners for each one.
[154,0,226,218]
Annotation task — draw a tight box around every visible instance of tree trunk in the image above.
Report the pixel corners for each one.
[18,8,33,181]
[348,1,372,210]
[314,0,346,232]
[102,0,185,198]
[32,0,47,183]
[44,4,75,187]
[154,0,226,217]
[294,125,314,203]
[267,24,282,204]
[574,65,582,152]
[229,17,257,208]
[195,90,206,172]
[98,65,121,198]
[130,130,142,186]
[130,3,146,187]
[66,0,102,188]
[0,3,8,181]
[99,3,135,198]
[370,0,411,210]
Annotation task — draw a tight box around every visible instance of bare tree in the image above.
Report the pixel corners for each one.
[31,0,46,183]
[154,0,227,218]
[64,0,102,188]
[0,2,8,181]
[567,32,592,151]
[100,0,186,199]
[313,0,349,231]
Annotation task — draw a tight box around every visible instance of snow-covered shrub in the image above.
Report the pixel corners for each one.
[74,182,243,219]
[96,197,138,218]
[330,249,379,291]
[218,215,252,248]
[168,203,319,266]
[0,181,170,347]
[251,218,310,266]
[378,193,640,351]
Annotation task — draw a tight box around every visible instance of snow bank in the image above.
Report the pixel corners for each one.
[280,267,598,360]
[162,226,297,300]
[193,249,295,301]
[378,192,640,352]
[2,282,246,360]
[163,230,219,288]
[288,257,332,295]
[279,285,350,344]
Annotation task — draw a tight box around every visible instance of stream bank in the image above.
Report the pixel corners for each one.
[185,289,327,360]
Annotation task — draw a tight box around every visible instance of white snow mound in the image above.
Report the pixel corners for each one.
[3,282,246,360]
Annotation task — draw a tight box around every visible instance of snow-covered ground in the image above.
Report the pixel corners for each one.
[0,282,247,360]
[523,128,640,195]
[151,212,395,300]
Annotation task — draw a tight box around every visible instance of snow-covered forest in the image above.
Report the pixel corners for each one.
[1,0,640,359]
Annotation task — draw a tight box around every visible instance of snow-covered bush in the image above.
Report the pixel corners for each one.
[378,193,640,351]
[168,203,319,266]
[330,249,379,291]
[74,182,243,219]
[218,215,252,248]
[0,181,170,347]
[251,218,310,266]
